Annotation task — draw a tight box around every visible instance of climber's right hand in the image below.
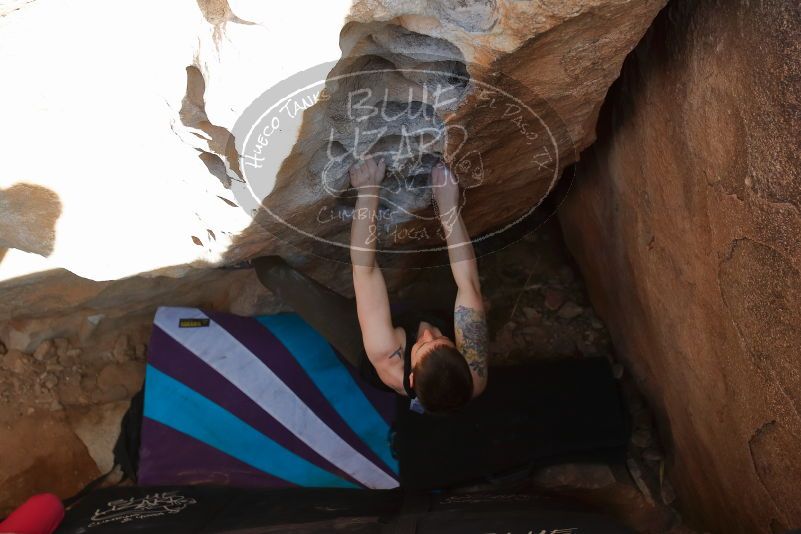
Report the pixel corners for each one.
[431,161,460,210]
[349,156,386,191]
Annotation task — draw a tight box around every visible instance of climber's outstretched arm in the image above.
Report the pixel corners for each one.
[349,158,403,389]
[432,162,488,396]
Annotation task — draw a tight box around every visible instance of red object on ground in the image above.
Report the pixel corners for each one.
[0,494,64,534]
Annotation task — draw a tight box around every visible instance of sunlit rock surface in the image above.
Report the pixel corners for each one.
[0,0,351,283]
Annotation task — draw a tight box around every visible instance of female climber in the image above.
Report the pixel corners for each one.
[347,157,488,413]
[254,159,488,414]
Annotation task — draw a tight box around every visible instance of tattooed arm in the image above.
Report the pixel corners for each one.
[432,163,489,396]
[455,305,489,395]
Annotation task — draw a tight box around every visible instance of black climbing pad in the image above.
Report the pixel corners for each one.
[57,485,634,533]
[394,357,630,489]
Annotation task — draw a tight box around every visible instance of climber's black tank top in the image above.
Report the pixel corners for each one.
[359,308,454,397]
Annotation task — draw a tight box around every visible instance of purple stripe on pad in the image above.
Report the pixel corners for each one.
[138,417,292,488]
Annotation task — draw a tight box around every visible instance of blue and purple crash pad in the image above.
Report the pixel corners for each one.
[138,307,398,490]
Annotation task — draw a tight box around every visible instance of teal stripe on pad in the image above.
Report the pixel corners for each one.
[143,364,357,489]
[257,314,398,474]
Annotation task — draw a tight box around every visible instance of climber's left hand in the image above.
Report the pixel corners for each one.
[349,156,386,191]
[431,161,460,210]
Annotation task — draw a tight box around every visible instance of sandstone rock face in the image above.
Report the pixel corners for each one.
[0,0,667,515]
[558,1,801,532]
[233,0,666,275]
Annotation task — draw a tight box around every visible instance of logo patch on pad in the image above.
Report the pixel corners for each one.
[179,318,210,328]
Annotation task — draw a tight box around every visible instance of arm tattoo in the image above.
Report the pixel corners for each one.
[454,305,488,378]
[388,346,402,359]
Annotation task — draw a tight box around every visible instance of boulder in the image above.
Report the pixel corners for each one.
[559,0,801,532]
